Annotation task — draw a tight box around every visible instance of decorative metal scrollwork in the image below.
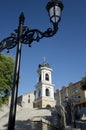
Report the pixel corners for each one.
[22,26,57,47]
[0,25,57,51]
[0,32,17,52]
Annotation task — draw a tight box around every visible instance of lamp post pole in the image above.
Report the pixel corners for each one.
[0,1,63,130]
[7,13,25,130]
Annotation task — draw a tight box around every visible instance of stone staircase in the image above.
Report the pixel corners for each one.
[0,105,51,130]
[0,105,82,130]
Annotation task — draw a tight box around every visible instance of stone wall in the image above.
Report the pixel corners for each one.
[17,92,35,108]
[15,118,57,130]
[34,98,55,108]
[31,118,57,130]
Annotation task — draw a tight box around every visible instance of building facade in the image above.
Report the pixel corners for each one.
[55,81,86,107]
[34,61,55,108]
[17,92,35,108]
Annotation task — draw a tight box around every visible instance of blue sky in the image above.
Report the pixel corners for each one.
[0,0,86,96]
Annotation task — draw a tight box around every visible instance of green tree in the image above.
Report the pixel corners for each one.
[80,76,86,90]
[0,53,15,106]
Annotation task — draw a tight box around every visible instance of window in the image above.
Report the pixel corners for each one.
[38,90,41,97]
[28,95,30,103]
[70,86,80,93]
[28,99,30,103]
[46,105,51,108]
[39,74,41,81]
[46,89,50,96]
[45,73,49,81]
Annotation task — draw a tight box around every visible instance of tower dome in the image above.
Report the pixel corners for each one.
[38,61,51,68]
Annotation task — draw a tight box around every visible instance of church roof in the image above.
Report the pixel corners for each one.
[38,61,51,68]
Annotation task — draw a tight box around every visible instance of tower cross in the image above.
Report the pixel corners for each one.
[43,56,46,63]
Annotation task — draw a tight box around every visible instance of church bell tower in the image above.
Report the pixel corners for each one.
[34,61,55,108]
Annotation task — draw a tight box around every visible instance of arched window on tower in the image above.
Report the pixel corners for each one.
[38,90,41,97]
[28,95,30,103]
[39,74,41,82]
[46,88,50,96]
[45,73,49,81]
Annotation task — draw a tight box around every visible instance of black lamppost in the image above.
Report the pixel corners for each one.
[0,0,63,130]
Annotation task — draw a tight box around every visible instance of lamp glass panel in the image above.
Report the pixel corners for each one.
[51,16,59,23]
[49,6,61,23]
[55,6,61,17]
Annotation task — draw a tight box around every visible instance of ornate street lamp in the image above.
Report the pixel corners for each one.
[0,0,63,130]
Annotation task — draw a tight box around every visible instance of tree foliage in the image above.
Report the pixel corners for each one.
[0,53,15,106]
[80,76,86,90]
